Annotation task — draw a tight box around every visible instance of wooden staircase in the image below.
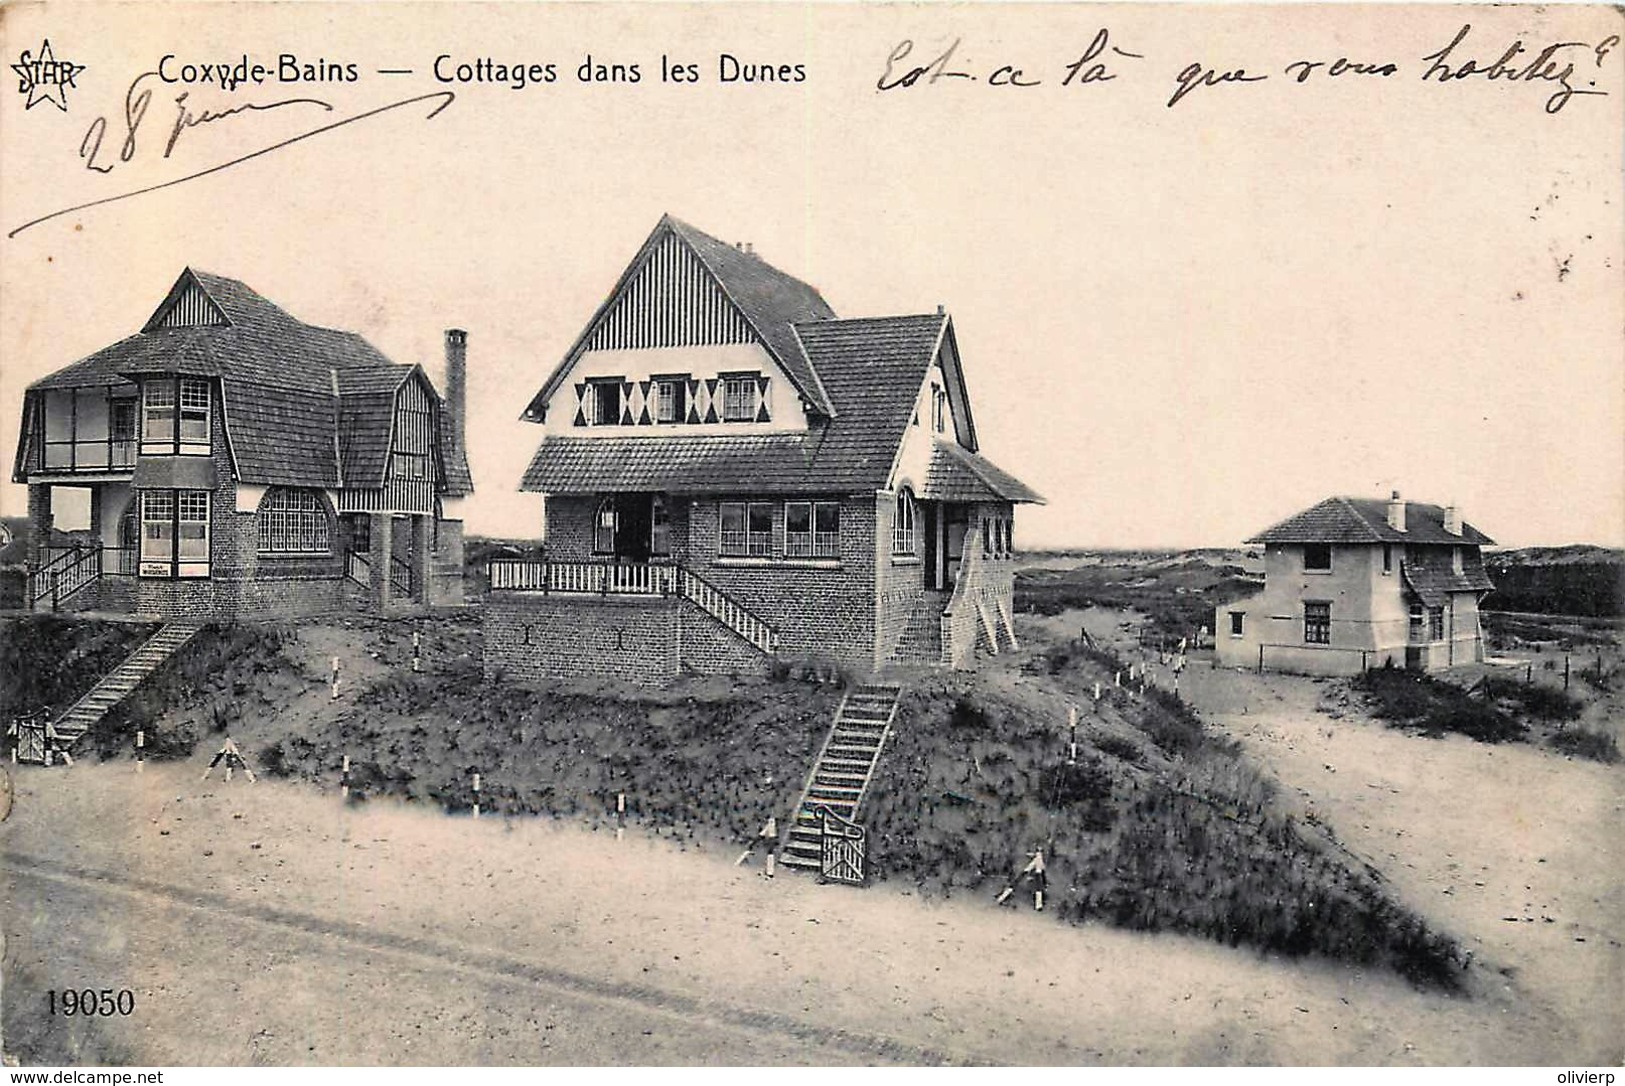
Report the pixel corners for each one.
[779,683,901,870]
[49,622,205,750]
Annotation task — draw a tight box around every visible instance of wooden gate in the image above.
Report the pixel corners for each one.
[8,713,49,765]
[816,805,868,886]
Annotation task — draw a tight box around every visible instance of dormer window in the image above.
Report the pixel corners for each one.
[721,373,759,422]
[141,377,211,456]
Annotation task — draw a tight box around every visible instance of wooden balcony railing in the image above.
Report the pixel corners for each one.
[487,559,777,655]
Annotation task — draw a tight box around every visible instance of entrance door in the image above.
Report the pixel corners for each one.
[922,501,942,590]
[614,494,653,562]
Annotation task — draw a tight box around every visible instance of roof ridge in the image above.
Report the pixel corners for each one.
[1334,495,1387,541]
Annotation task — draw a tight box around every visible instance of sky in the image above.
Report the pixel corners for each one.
[2,3,1621,549]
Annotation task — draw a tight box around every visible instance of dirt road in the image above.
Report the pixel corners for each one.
[0,750,1598,1066]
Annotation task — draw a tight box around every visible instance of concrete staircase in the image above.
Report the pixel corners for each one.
[779,683,901,870]
[50,622,205,749]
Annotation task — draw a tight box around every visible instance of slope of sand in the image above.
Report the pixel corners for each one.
[0,753,1597,1066]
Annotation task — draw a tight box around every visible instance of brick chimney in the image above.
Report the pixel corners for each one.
[444,328,467,458]
[1443,503,1462,536]
[1386,490,1407,532]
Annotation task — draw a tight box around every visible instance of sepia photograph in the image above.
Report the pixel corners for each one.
[0,0,1620,1075]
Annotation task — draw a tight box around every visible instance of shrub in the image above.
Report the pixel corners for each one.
[1138,687,1208,755]
[1094,733,1145,765]
[1549,729,1620,763]
[1480,676,1583,722]
[1355,666,1525,744]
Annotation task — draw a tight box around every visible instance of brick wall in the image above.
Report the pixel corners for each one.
[484,594,679,685]
[874,490,926,667]
[676,598,771,678]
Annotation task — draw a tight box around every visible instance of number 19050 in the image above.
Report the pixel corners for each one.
[48,989,136,1016]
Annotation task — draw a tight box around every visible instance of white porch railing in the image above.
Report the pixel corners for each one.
[487,559,777,655]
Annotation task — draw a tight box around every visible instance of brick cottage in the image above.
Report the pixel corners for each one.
[13,269,474,619]
[486,215,1043,683]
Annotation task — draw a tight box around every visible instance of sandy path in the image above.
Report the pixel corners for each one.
[1176,663,1624,1065]
[0,754,1582,1066]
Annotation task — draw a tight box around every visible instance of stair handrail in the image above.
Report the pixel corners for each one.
[677,568,779,655]
[50,622,203,735]
[850,690,903,813]
[778,691,851,857]
[31,545,101,610]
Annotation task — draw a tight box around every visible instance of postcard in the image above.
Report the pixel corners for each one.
[0,1,1620,1074]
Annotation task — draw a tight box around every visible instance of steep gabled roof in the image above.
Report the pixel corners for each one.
[21,269,471,495]
[522,215,837,421]
[1248,496,1493,546]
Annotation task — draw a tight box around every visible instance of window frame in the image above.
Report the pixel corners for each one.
[593,498,617,555]
[721,373,760,423]
[1229,611,1245,638]
[652,375,689,425]
[892,489,917,557]
[257,488,333,556]
[1382,543,1393,575]
[718,500,774,558]
[586,379,623,427]
[1428,606,1446,642]
[1303,543,1333,573]
[650,495,671,556]
[138,488,210,578]
[784,500,840,560]
[1303,600,1331,645]
[140,377,211,457]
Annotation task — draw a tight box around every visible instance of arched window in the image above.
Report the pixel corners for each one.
[257,487,331,554]
[594,498,617,555]
[892,488,916,556]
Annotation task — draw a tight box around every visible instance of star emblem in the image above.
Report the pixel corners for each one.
[12,39,85,112]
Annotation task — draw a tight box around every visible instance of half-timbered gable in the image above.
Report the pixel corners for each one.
[15,268,473,619]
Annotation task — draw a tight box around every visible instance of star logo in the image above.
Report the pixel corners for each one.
[12,39,85,112]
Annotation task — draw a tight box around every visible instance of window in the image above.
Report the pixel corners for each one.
[892,489,916,556]
[177,491,209,562]
[650,496,670,556]
[179,379,210,444]
[719,501,772,557]
[258,488,331,554]
[141,378,210,454]
[1304,601,1331,644]
[1382,544,1393,574]
[594,498,617,555]
[785,501,840,559]
[722,374,759,422]
[1452,546,1465,574]
[931,384,947,433]
[1429,606,1446,641]
[142,381,175,443]
[141,491,173,564]
[139,489,209,577]
[1409,603,1425,643]
[1303,543,1332,572]
[654,377,687,424]
[588,380,622,426]
[1229,611,1245,637]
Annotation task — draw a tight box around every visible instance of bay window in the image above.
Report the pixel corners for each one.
[139,489,209,577]
[141,377,211,455]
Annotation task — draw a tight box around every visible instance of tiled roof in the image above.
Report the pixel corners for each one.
[21,269,471,496]
[1248,497,1493,546]
[522,434,817,494]
[920,441,1046,505]
[1402,553,1495,606]
[794,314,946,486]
[668,218,837,416]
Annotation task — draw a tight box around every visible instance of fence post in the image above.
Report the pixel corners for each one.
[1564,654,1571,690]
[1257,645,1264,674]
[472,772,481,819]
